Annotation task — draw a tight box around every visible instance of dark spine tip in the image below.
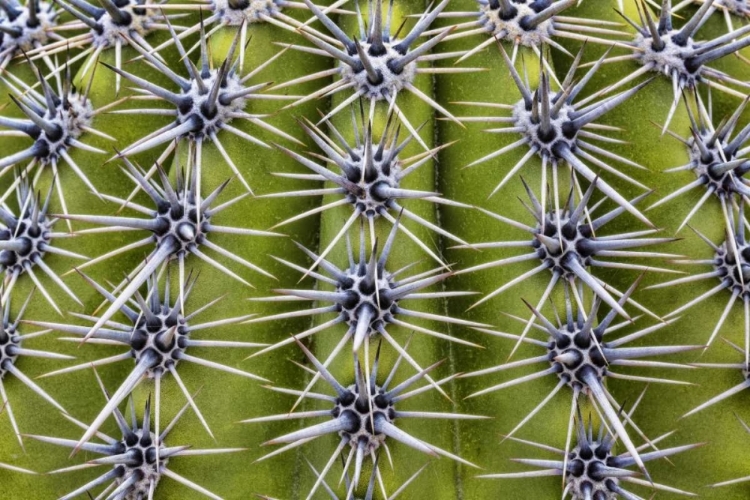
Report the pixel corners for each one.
[683,56,703,75]
[497,0,517,20]
[228,0,250,9]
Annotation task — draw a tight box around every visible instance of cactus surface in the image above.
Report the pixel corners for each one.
[3,0,750,498]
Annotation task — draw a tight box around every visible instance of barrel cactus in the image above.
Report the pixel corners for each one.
[2,0,750,498]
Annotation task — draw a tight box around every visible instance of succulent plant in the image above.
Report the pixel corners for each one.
[457,45,654,226]
[0,289,72,446]
[0,0,58,71]
[0,57,104,205]
[650,93,750,230]
[454,181,675,318]
[244,338,483,498]
[263,111,472,265]
[28,388,246,499]
[461,277,700,476]
[29,270,267,450]
[59,155,282,346]
[3,0,750,498]
[0,180,86,311]
[44,0,182,93]
[479,410,701,499]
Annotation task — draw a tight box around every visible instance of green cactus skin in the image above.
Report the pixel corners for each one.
[3,0,750,498]
[297,2,466,497]
[559,5,750,499]
[0,8,336,500]
[435,9,567,496]
[434,1,750,499]
[149,23,339,500]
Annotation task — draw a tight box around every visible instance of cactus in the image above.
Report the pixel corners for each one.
[3,0,750,498]
[28,391,246,499]
[479,411,701,499]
